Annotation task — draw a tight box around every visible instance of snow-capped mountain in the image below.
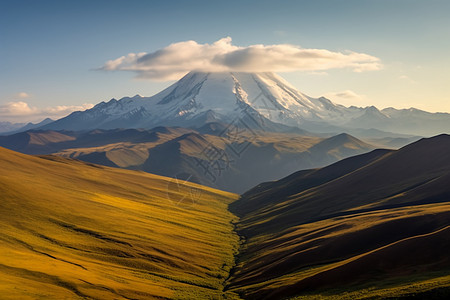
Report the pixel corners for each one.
[40,72,450,136]
[41,72,347,132]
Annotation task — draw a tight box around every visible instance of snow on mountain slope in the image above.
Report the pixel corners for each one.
[39,71,450,136]
[41,72,352,131]
[137,71,343,126]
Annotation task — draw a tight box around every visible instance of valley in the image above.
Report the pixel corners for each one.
[3,2,450,299]
[1,70,449,298]
[1,134,450,299]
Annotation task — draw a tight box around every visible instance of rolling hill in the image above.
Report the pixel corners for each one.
[227,134,450,299]
[0,146,240,299]
[2,130,450,299]
[0,128,375,193]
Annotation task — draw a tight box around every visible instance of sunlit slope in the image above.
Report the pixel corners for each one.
[228,134,450,299]
[0,147,239,299]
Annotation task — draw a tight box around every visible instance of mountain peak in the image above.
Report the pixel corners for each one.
[42,71,341,131]
[37,71,450,136]
[310,133,373,153]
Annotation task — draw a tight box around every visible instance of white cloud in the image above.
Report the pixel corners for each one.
[99,37,382,81]
[0,101,93,122]
[0,101,38,116]
[41,104,94,116]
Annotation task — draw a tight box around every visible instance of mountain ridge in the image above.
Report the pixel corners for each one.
[0,128,376,193]
[33,71,449,136]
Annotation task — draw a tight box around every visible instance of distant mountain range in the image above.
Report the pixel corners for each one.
[0,127,375,193]
[0,121,23,133]
[228,134,450,299]
[2,71,444,194]
[29,71,449,136]
[0,118,53,134]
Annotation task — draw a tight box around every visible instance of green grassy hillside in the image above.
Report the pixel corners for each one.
[0,146,240,299]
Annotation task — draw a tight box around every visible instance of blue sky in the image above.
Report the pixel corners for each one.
[1,0,449,122]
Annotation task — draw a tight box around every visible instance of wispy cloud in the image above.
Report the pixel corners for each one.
[99,37,382,81]
[0,101,93,122]
[323,90,369,107]
[399,75,417,84]
[13,92,31,99]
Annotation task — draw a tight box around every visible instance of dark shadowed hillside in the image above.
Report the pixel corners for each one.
[228,134,450,299]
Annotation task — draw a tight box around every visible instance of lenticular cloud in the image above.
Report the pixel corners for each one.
[100,37,381,81]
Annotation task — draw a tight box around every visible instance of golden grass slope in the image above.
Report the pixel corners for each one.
[0,146,240,299]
